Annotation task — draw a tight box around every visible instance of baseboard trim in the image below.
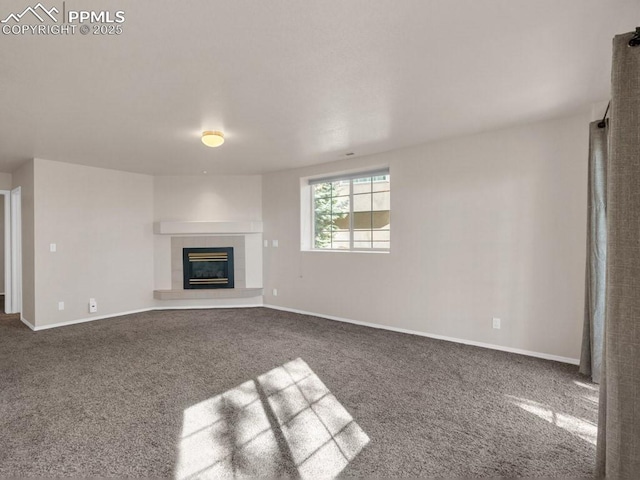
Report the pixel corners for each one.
[154,304,264,311]
[22,303,579,365]
[33,308,154,331]
[264,304,580,366]
[28,304,265,331]
[20,315,36,331]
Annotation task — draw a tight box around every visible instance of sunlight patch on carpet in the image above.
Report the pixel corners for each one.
[175,358,369,479]
[573,380,599,405]
[507,395,597,446]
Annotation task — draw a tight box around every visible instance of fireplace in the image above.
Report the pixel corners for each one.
[183,247,234,289]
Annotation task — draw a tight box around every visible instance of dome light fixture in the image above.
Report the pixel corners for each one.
[201,130,225,148]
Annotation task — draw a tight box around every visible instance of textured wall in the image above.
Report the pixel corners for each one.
[33,159,154,327]
[153,175,263,291]
[262,113,589,360]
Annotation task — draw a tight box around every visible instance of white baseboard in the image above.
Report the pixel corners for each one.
[27,303,265,331]
[154,304,264,310]
[19,302,579,366]
[20,315,35,331]
[264,304,580,366]
[33,308,154,331]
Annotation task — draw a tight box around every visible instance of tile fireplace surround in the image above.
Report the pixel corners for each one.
[174,237,244,289]
[153,222,263,302]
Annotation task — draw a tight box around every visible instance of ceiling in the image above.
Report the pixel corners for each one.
[0,0,637,175]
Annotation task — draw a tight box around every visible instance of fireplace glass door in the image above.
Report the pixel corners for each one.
[183,247,234,289]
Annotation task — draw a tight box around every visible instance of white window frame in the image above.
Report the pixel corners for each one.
[303,168,390,252]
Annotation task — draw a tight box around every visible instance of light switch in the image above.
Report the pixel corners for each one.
[50,243,57,252]
[272,240,279,247]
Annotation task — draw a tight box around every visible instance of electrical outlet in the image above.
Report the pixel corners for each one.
[58,301,64,311]
[492,317,501,329]
[89,298,98,313]
[50,243,57,252]
[272,288,278,296]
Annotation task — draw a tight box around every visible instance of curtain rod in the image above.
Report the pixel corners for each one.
[630,27,640,47]
[598,101,610,129]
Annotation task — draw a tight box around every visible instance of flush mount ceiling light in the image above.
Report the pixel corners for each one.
[201,131,225,148]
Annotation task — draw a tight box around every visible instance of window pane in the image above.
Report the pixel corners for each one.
[315,195,349,234]
[372,191,390,211]
[353,193,372,212]
[372,177,390,192]
[314,194,349,214]
[332,214,348,230]
[331,228,350,243]
[353,176,372,184]
[332,180,349,196]
[353,211,372,230]
[332,195,350,214]
[373,230,390,241]
[353,230,372,241]
[314,213,333,233]
[353,177,372,194]
[316,228,340,247]
[331,241,350,250]
[310,172,389,251]
[314,233,332,248]
[313,182,333,199]
[372,241,390,249]
[372,210,390,229]
[314,197,334,216]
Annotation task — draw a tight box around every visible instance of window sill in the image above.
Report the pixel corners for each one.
[300,248,390,254]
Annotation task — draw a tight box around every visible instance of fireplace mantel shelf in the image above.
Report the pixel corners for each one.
[153,288,263,301]
[154,221,263,235]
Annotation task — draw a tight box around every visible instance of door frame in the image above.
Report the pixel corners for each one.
[0,188,22,314]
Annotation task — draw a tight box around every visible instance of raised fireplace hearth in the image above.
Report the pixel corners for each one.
[183,247,234,289]
[152,232,263,301]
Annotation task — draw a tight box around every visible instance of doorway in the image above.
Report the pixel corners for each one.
[0,188,22,315]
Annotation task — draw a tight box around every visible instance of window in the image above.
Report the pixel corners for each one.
[308,169,390,251]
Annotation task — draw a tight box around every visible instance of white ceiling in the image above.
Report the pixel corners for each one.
[0,0,637,175]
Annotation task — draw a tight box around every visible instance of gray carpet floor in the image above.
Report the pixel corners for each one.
[0,307,597,478]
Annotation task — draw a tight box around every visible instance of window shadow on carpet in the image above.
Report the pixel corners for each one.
[174,358,369,479]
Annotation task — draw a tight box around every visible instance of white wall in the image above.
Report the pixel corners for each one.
[0,174,12,191]
[153,175,262,291]
[153,175,262,222]
[11,166,263,327]
[262,112,589,360]
[33,159,154,327]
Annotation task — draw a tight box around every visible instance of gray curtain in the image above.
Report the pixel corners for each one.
[596,32,640,478]
[579,121,608,384]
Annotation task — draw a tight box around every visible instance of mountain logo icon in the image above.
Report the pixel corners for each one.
[1,3,59,23]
